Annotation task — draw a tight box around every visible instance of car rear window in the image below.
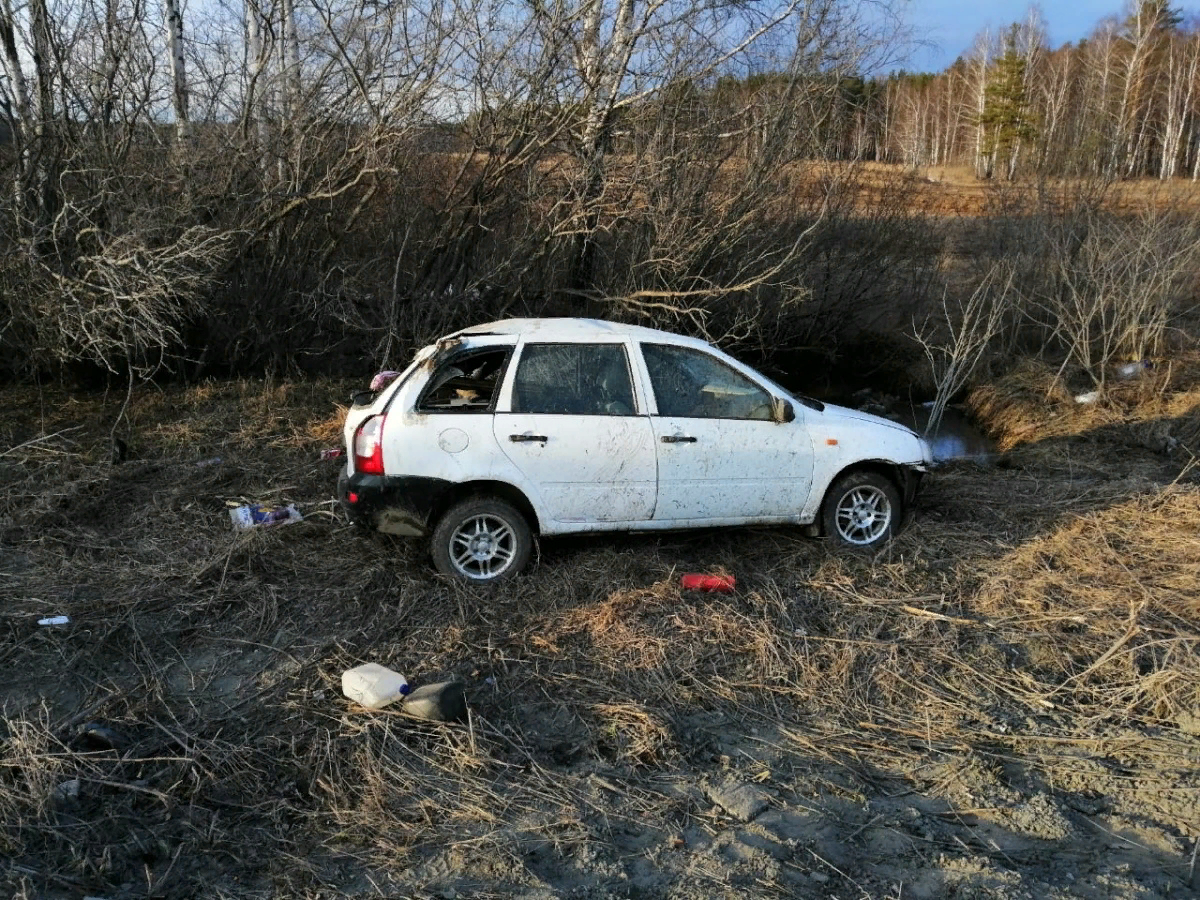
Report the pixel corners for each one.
[417,348,511,412]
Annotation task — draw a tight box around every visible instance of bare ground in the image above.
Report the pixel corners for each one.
[2,374,1199,899]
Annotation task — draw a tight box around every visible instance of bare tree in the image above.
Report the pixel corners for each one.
[968,28,994,178]
[165,0,189,144]
[1161,30,1199,178]
[914,263,1013,436]
[1034,205,1200,388]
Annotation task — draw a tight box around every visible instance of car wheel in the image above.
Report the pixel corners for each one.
[821,471,901,550]
[431,497,533,581]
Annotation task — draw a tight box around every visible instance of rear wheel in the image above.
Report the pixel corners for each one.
[431,497,533,581]
[821,471,901,550]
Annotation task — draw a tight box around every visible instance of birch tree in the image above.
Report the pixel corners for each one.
[1160,30,1199,178]
[164,0,189,143]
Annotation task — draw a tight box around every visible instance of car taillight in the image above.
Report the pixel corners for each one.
[353,415,385,475]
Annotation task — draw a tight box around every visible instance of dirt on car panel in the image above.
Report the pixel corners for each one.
[371,475,455,536]
[375,505,426,536]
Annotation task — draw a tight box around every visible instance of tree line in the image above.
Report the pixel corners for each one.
[0,0,1195,386]
[878,1,1200,179]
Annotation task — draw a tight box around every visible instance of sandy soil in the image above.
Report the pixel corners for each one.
[2,377,1198,899]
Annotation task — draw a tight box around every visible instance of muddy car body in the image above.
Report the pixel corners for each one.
[339,318,932,579]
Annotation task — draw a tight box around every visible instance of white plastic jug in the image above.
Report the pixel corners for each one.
[341,663,411,709]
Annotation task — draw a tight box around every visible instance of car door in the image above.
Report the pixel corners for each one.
[493,341,658,526]
[638,341,814,522]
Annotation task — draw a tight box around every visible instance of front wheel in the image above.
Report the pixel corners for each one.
[821,471,901,550]
[431,497,533,581]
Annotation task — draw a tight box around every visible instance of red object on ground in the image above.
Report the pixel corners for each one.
[680,574,736,592]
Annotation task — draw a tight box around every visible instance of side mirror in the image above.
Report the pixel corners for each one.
[772,397,795,424]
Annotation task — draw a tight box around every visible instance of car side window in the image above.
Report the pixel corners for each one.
[641,343,772,420]
[417,348,510,412]
[511,343,636,416]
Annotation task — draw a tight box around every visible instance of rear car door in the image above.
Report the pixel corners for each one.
[494,341,658,526]
[638,342,814,522]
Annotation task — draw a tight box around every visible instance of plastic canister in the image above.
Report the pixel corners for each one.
[680,574,736,592]
[341,663,411,709]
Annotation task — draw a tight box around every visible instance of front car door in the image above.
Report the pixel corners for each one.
[494,341,658,529]
[638,341,814,523]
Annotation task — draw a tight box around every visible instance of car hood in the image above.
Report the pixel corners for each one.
[818,402,919,436]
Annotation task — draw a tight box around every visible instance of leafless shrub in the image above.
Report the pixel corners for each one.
[913,262,1013,435]
[6,224,236,376]
[1032,204,1200,389]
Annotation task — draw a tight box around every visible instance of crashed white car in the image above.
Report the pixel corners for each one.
[339,319,932,581]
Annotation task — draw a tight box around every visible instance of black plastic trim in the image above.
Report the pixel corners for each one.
[338,470,455,535]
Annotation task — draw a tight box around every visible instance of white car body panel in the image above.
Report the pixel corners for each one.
[649,415,814,521]
[342,319,931,538]
[798,403,930,522]
[494,412,658,523]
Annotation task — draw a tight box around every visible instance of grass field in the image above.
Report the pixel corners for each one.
[2,365,1200,898]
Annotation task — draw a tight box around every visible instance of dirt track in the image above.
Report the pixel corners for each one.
[2,378,1199,899]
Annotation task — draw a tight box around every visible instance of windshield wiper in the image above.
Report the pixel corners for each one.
[794,394,825,412]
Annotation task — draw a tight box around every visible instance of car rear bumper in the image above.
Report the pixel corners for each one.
[338,469,453,537]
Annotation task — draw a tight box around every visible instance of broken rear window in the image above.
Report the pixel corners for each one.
[417,348,510,412]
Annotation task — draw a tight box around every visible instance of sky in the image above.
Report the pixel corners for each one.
[903,0,1139,72]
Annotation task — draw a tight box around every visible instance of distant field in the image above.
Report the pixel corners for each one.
[435,152,1200,219]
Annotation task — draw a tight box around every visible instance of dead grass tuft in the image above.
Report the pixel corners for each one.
[966,359,1076,450]
[975,487,1200,723]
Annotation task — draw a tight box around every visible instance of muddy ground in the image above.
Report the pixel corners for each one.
[2,376,1199,899]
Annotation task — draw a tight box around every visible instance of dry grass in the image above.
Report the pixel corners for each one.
[967,353,1200,461]
[2,371,1199,896]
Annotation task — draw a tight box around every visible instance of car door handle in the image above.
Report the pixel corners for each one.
[661,434,697,444]
[509,433,548,443]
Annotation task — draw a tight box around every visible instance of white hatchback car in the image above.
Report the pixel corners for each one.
[339,319,932,580]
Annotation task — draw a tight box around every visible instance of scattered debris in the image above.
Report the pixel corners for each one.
[706,778,771,822]
[228,503,303,530]
[320,447,344,461]
[195,457,222,468]
[76,722,129,751]
[400,680,467,722]
[1115,360,1152,380]
[680,573,736,592]
[37,615,69,626]
[1074,390,1101,404]
[342,662,411,710]
[370,370,401,391]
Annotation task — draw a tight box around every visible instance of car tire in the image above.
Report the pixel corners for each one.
[821,470,901,550]
[431,497,533,581]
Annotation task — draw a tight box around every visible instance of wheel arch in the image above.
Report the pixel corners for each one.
[433,480,541,535]
[815,459,913,535]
